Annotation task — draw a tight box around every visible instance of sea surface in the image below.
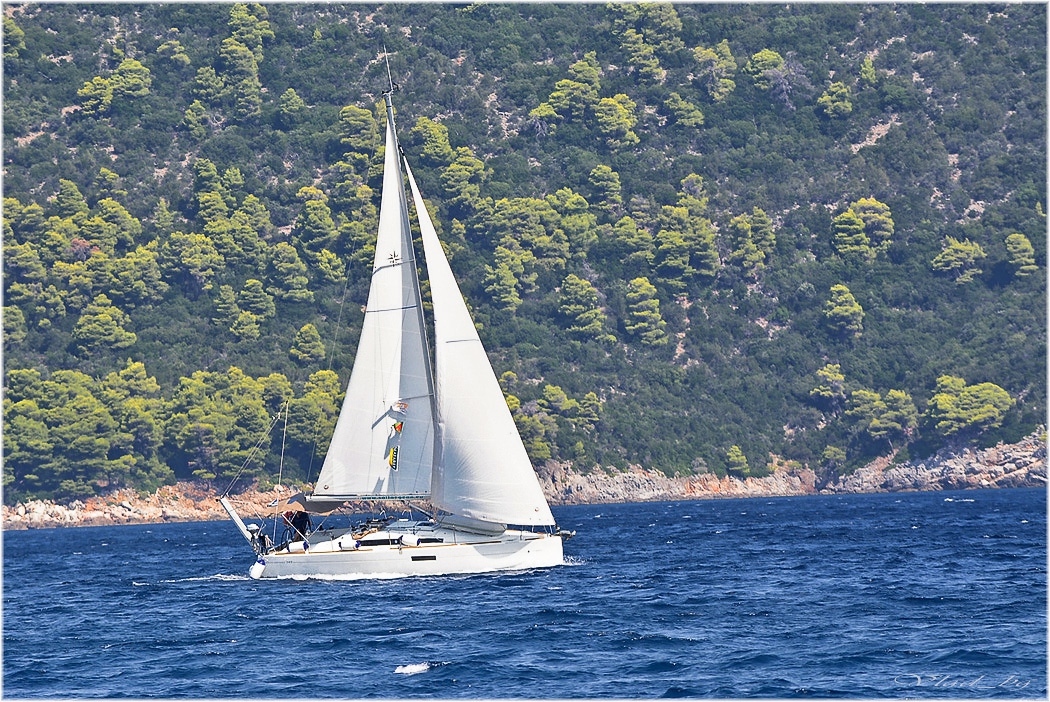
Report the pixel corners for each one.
[3,488,1046,698]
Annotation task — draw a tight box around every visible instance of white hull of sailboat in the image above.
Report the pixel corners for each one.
[248,527,564,580]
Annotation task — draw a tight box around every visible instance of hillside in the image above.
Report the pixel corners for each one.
[2,3,1046,504]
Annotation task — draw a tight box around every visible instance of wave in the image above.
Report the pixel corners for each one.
[159,574,250,583]
[394,661,448,675]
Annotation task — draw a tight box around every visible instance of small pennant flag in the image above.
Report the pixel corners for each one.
[393,421,404,433]
[388,446,399,470]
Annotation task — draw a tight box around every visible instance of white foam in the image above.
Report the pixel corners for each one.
[395,663,431,675]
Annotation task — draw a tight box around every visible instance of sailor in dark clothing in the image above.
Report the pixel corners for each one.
[290,510,312,540]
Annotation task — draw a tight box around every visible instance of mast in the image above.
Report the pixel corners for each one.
[310,68,435,501]
[383,70,437,445]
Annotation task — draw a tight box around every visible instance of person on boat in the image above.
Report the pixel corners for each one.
[289,509,312,541]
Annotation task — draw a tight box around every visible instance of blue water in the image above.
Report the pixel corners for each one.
[3,488,1046,698]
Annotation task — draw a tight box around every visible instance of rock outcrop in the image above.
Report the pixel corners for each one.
[821,433,1046,494]
[537,461,817,504]
[3,433,1044,529]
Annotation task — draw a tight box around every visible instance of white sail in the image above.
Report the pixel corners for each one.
[313,109,434,499]
[406,163,556,527]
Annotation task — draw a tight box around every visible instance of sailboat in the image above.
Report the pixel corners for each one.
[220,86,571,579]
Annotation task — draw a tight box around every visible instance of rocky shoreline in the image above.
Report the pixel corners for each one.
[4,432,1044,530]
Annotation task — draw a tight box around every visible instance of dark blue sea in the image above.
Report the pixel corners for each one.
[3,488,1046,698]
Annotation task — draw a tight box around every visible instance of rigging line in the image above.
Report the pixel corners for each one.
[219,410,283,498]
[304,223,359,490]
[274,400,289,532]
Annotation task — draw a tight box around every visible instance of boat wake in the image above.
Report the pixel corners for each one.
[160,574,251,583]
[394,661,447,675]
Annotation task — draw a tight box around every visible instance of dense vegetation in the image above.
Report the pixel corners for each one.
[3,3,1045,503]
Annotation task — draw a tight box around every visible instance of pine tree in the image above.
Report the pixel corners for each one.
[625,277,668,346]
[931,236,986,283]
[72,294,137,352]
[1005,233,1038,277]
[824,284,864,336]
[289,323,325,364]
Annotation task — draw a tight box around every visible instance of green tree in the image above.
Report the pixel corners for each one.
[546,187,598,254]
[77,76,114,116]
[94,167,128,201]
[277,88,306,128]
[694,39,736,102]
[228,2,273,61]
[4,17,26,59]
[164,367,272,481]
[745,48,785,90]
[484,241,536,312]
[869,389,918,444]
[337,105,379,171]
[559,273,612,342]
[410,116,456,167]
[112,58,152,99]
[71,294,137,353]
[594,94,640,148]
[183,100,209,139]
[293,187,337,258]
[653,228,694,291]
[860,57,877,86]
[588,165,623,212]
[285,370,342,467]
[109,243,168,307]
[665,92,704,128]
[604,216,653,270]
[267,242,313,302]
[212,284,241,328]
[931,236,987,283]
[625,277,668,346]
[157,36,191,67]
[831,209,872,261]
[160,231,224,295]
[749,207,776,255]
[546,52,601,120]
[926,375,1014,439]
[193,66,225,106]
[230,311,261,341]
[810,363,846,410]
[725,213,765,276]
[440,147,489,214]
[54,179,89,218]
[290,323,325,365]
[726,445,749,476]
[218,38,261,121]
[620,28,663,81]
[238,278,275,318]
[851,198,894,252]
[817,81,852,118]
[3,306,27,345]
[824,284,864,336]
[1004,233,1038,277]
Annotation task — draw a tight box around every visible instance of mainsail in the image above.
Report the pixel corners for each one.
[312,100,434,499]
[407,164,556,527]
